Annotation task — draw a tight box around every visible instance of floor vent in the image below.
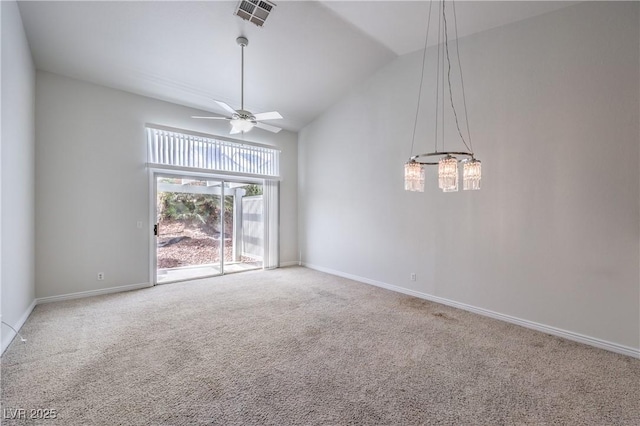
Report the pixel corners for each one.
[234,0,276,27]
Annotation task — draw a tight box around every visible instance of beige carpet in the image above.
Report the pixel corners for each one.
[2,267,639,425]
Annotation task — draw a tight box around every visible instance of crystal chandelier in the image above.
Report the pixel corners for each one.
[404,0,481,193]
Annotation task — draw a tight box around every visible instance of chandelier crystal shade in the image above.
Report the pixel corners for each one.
[404,0,482,193]
[404,160,425,192]
[438,156,459,192]
[463,159,481,190]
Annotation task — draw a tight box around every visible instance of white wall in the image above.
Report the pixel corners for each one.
[1,0,36,350]
[35,71,298,299]
[299,2,640,352]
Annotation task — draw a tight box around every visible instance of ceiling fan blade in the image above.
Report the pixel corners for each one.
[253,111,283,121]
[255,122,282,133]
[214,100,237,115]
[191,116,230,120]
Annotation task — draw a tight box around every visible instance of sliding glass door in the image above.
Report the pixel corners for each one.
[155,175,224,283]
[154,174,264,284]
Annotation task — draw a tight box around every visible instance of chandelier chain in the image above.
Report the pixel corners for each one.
[441,1,444,153]
[410,1,434,158]
[452,0,473,152]
[434,0,442,152]
[443,0,472,153]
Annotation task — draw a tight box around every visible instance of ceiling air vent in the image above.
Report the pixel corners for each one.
[234,0,276,27]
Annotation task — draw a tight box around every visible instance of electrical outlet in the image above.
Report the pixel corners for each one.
[137,221,143,229]
[410,273,416,281]
[97,272,105,281]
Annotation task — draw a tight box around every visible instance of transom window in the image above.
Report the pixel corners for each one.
[146,126,280,177]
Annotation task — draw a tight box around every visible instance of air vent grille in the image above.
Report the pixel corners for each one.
[235,0,276,27]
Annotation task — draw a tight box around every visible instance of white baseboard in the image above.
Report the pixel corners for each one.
[2,299,37,355]
[2,283,151,354]
[303,263,640,359]
[280,261,301,267]
[36,282,152,304]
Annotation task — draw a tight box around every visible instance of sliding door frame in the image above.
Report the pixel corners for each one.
[148,167,265,285]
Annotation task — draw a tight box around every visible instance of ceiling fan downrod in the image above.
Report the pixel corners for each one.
[237,36,248,111]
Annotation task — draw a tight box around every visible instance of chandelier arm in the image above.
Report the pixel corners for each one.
[410,151,475,165]
[452,0,473,152]
[410,0,434,158]
[443,0,472,153]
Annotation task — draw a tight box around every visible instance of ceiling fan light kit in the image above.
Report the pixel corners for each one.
[193,36,283,135]
[230,115,256,133]
[404,0,482,193]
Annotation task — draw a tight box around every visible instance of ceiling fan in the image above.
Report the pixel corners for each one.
[192,36,283,134]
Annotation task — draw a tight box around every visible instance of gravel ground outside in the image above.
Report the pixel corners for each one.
[157,220,236,269]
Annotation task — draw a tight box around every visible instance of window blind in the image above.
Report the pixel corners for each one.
[146,127,280,177]
[263,180,280,269]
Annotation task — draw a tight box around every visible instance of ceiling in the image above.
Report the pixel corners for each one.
[17,1,578,133]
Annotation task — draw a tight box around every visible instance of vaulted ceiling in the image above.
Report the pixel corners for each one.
[17,1,577,132]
